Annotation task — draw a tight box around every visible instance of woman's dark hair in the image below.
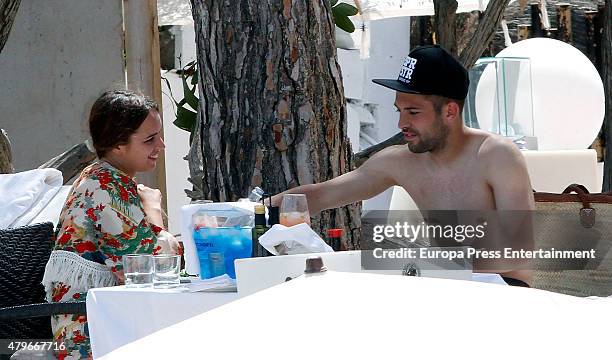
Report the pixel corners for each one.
[89,90,158,158]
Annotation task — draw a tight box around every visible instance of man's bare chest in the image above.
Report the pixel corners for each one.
[398,167,496,210]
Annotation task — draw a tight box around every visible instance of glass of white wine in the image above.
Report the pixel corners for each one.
[279,194,311,227]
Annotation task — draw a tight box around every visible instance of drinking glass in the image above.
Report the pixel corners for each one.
[123,254,153,287]
[153,254,181,288]
[279,194,311,226]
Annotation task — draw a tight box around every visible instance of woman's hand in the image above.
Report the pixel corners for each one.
[137,184,164,227]
[137,184,162,209]
[157,230,180,255]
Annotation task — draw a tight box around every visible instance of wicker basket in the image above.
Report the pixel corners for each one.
[533,184,612,297]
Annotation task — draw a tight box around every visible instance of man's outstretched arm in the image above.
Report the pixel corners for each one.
[271,147,400,214]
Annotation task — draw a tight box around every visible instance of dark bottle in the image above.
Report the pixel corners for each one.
[252,204,268,257]
[268,205,280,227]
[327,228,344,252]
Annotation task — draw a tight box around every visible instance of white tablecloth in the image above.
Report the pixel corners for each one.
[87,286,239,358]
[87,273,505,358]
[96,273,612,360]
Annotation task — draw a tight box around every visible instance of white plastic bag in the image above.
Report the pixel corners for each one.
[259,223,333,255]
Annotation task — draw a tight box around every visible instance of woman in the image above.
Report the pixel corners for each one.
[43,90,178,359]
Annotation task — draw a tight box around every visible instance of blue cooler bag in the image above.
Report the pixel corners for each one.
[193,226,252,279]
[190,206,253,279]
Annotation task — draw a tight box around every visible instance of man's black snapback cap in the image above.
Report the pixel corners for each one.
[372,45,469,101]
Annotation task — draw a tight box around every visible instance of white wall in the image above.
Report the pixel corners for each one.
[336,16,412,211]
[159,24,199,234]
[0,0,126,172]
[175,24,197,67]
[161,71,192,234]
[362,17,412,140]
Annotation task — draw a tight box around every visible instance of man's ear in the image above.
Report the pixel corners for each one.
[444,101,460,121]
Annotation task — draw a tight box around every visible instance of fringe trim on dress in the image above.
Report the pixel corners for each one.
[42,250,118,301]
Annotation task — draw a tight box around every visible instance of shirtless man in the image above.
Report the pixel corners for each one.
[273,45,535,285]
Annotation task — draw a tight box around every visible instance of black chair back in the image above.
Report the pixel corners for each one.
[0,222,54,339]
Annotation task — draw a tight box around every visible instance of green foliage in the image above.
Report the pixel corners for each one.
[331,1,358,33]
[161,61,198,145]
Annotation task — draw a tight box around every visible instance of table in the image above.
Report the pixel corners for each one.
[96,272,612,359]
[87,286,238,358]
[87,273,506,357]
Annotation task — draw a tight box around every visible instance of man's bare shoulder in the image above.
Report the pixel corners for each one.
[473,130,524,165]
[359,144,414,183]
[370,144,415,162]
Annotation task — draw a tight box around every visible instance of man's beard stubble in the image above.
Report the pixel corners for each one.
[407,116,450,153]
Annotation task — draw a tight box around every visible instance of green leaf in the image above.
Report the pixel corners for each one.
[182,75,199,111]
[334,14,355,33]
[190,68,198,86]
[333,3,358,17]
[330,0,338,6]
[160,75,180,107]
[173,106,197,132]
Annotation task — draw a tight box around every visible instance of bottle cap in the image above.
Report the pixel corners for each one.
[248,187,265,202]
[327,228,343,238]
[254,204,265,214]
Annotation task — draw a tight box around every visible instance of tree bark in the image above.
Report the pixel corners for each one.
[433,0,458,54]
[189,0,362,248]
[454,11,480,58]
[0,128,12,173]
[603,0,611,192]
[0,0,20,54]
[459,0,509,68]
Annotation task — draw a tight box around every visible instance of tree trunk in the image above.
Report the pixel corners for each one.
[433,0,458,53]
[0,128,12,173]
[0,0,20,54]
[459,0,509,68]
[189,0,362,248]
[603,0,611,192]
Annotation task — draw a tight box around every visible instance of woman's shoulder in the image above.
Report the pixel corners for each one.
[82,161,131,184]
[69,161,143,223]
[73,162,137,198]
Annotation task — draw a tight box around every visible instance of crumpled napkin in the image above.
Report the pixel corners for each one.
[187,274,236,292]
[258,223,333,255]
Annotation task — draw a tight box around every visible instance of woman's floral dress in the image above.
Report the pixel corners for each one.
[44,161,163,359]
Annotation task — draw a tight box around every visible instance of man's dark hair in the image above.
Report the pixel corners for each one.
[88,90,158,158]
[426,95,465,116]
